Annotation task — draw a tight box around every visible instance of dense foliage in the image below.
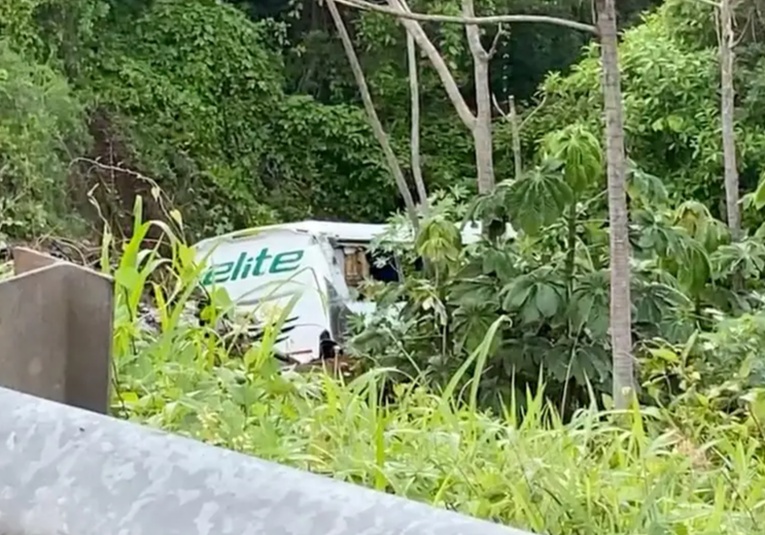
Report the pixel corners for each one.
[6,0,761,236]
[354,120,765,416]
[1,0,663,241]
[28,216,759,535]
[6,0,765,533]
[529,0,765,224]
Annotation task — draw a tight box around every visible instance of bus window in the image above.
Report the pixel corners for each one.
[343,247,370,288]
[368,252,401,284]
[339,245,404,288]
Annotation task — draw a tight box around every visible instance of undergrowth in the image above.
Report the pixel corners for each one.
[99,209,765,535]
[2,207,764,534]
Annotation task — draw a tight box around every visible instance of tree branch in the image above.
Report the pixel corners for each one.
[332,0,598,34]
[487,24,505,59]
[491,92,548,129]
[326,0,420,229]
[407,31,429,210]
[520,94,547,130]
[389,0,476,130]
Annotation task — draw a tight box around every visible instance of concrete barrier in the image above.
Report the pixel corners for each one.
[0,247,113,414]
[0,386,534,535]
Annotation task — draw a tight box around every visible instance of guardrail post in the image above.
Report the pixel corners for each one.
[0,247,113,414]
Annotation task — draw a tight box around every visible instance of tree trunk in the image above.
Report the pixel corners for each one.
[463,0,495,193]
[597,0,634,410]
[508,95,522,178]
[720,0,741,239]
[326,0,419,229]
[389,0,476,130]
[407,31,429,209]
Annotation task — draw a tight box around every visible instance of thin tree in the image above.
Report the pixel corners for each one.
[507,96,522,179]
[719,0,741,239]
[462,0,496,192]
[407,31,429,209]
[597,0,634,409]
[493,93,540,179]
[325,0,420,230]
[332,0,596,194]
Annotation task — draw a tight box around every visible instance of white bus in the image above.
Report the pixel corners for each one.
[193,220,513,364]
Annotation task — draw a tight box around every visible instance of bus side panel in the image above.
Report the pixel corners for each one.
[196,230,332,363]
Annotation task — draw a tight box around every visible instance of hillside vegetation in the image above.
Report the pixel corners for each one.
[4,0,765,534]
[2,0,663,240]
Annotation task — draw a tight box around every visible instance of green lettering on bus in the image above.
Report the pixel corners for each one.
[201,248,304,286]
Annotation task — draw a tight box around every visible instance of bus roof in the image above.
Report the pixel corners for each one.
[194,219,515,250]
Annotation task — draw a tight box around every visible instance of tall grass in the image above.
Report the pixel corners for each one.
[9,208,765,534]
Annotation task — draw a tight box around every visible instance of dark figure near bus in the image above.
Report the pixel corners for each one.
[319,329,341,360]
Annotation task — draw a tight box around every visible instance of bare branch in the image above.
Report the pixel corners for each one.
[732,10,752,48]
[326,0,420,229]
[491,93,508,118]
[407,31,429,210]
[333,0,598,34]
[491,95,522,177]
[491,93,548,130]
[487,24,505,59]
[520,94,548,130]
[390,0,476,130]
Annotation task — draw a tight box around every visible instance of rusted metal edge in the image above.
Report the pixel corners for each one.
[0,386,534,535]
[12,246,110,280]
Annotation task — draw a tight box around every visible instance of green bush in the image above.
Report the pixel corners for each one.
[263,95,399,222]
[87,204,765,535]
[79,0,286,236]
[0,41,88,238]
[1,0,408,239]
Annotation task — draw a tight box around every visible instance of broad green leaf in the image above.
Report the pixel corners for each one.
[542,123,603,192]
[501,276,535,310]
[535,283,559,318]
[506,163,573,235]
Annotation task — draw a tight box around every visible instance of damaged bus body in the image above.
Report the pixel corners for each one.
[193,220,510,365]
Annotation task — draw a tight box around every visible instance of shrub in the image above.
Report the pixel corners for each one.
[0,41,88,238]
[98,205,765,535]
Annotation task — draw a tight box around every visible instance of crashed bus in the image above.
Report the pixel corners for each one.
[193,220,513,365]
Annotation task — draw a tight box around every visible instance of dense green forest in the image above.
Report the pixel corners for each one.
[5,0,765,533]
[2,0,666,240]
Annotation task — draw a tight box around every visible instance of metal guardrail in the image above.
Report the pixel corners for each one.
[0,386,533,535]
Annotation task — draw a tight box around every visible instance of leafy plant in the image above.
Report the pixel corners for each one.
[0,40,88,238]
[91,202,765,535]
